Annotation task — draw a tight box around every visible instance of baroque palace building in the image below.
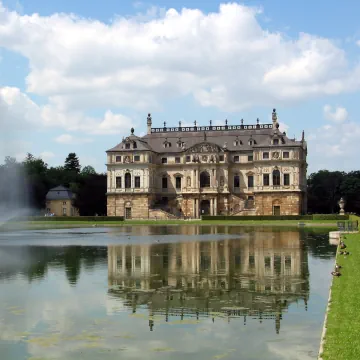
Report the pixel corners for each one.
[106,109,307,219]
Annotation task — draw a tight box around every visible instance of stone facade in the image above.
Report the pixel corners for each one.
[106,109,308,218]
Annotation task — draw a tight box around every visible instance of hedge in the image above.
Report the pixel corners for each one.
[15,216,124,222]
[312,214,349,220]
[201,214,349,221]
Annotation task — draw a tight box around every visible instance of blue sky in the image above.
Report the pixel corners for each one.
[0,0,360,173]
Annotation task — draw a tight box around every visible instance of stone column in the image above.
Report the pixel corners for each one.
[214,197,217,215]
[210,198,214,215]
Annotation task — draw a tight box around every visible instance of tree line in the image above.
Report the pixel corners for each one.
[1,154,359,215]
[0,153,106,216]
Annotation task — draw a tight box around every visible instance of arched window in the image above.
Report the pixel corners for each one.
[200,171,210,188]
[125,173,131,188]
[273,169,280,186]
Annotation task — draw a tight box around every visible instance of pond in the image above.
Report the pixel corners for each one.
[0,225,336,360]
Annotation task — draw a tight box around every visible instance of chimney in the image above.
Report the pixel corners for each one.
[147,113,152,135]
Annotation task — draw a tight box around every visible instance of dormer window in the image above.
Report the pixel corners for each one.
[133,142,137,149]
[248,137,256,146]
[177,138,183,148]
[233,137,242,146]
[163,138,172,148]
[273,139,279,145]
[125,143,130,149]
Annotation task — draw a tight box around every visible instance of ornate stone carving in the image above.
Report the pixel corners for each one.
[272,152,280,159]
[188,142,223,153]
[124,156,131,163]
[202,155,208,162]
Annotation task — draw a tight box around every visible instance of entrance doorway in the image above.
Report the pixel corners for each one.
[200,200,211,215]
[273,205,280,216]
[125,207,132,219]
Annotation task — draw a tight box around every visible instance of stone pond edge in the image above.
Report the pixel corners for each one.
[318,276,333,360]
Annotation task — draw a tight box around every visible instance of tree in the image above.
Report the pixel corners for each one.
[64,153,81,174]
[81,165,97,176]
[307,170,345,214]
[73,174,107,215]
[23,153,49,208]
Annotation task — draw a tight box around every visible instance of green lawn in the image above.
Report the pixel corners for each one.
[320,233,360,360]
[3,219,340,229]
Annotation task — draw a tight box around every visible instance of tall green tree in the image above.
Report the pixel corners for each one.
[64,153,81,174]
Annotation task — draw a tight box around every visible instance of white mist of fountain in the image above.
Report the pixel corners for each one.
[0,160,32,227]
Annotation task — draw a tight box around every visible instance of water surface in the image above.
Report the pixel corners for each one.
[0,225,335,360]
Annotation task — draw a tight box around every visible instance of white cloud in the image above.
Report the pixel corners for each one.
[0,86,133,135]
[323,104,348,123]
[0,1,359,119]
[39,151,55,161]
[308,110,360,172]
[55,134,92,144]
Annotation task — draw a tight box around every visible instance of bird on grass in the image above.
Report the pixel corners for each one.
[331,271,341,277]
[335,263,342,271]
[340,240,347,249]
[339,250,350,255]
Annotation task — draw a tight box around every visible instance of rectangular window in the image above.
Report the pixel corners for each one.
[175,157,181,164]
[285,255,292,269]
[62,208,67,215]
[234,175,240,188]
[116,177,122,188]
[273,139,279,145]
[248,154,253,162]
[134,155,140,162]
[176,177,181,189]
[162,177,168,189]
[234,155,239,162]
[283,151,289,159]
[263,152,269,159]
[219,155,224,161]
[162,157,167,164]
[273,206,281,216]
[249,254,255,268]
[248,175,254,188]
[263,174,269,186]
[125,143,130,149]
[284,173,290,186]
[186,155,191,162]
[135,176,140,188]
[115,155,121,162]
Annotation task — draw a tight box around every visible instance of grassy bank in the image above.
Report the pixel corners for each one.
[6,219,339,228]
[320,233,360,360]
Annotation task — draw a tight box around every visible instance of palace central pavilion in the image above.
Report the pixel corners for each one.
[106,109,307,219]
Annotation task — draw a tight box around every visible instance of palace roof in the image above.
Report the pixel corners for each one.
[106,110,306,154]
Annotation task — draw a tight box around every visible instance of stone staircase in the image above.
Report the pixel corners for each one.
[149,209,178,220]
[229,194,256,216]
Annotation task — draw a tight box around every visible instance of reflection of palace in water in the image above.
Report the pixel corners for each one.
[108,229,309,334]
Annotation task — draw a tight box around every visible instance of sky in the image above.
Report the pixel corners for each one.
[0,0,360,174]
